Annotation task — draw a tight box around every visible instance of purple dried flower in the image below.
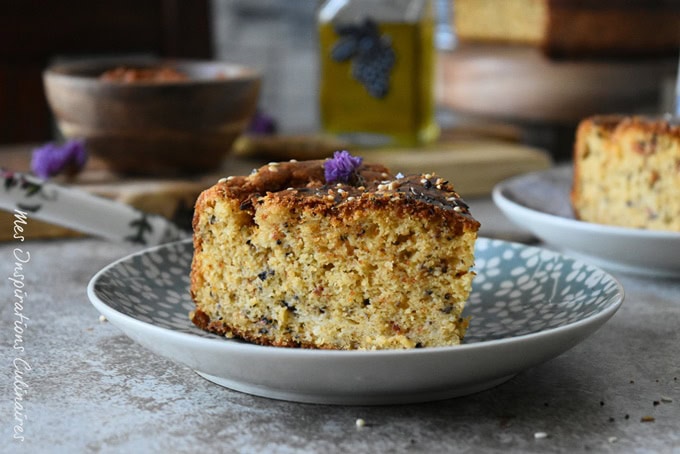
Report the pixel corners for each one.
[31,139,88,179]
[324,150,363,184]
[247,110,277,135]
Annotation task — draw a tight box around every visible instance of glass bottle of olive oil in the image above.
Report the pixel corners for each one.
[318,0,438,148]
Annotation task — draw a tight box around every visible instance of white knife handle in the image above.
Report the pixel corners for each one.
[1,169,189,245]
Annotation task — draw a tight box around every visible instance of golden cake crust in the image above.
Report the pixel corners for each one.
[193,160,479,237]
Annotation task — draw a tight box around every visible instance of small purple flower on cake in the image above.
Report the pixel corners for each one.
[31,139,88,179]
[324,150,363,184]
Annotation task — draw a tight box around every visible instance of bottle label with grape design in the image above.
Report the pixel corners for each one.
[318,5,438,148]
[331,19,396,99]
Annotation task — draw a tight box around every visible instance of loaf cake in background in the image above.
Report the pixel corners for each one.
[453,0,680,58]
[571,115,680,231]
[190,152,480,350]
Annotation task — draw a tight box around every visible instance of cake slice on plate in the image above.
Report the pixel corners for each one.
[190,151,480,349]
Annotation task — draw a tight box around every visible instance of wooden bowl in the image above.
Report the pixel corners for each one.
[43,58,261,176]
[437,44,676,125]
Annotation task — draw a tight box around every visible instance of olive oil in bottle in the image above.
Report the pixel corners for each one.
[318,0,438,147]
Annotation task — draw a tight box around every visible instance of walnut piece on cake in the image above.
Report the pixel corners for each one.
[190,153,480,350]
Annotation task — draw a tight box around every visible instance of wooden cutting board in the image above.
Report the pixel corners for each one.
[0,137,550,241]
[362,140,551,196]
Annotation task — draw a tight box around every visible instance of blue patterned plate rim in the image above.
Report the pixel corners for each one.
[87,237,624,357]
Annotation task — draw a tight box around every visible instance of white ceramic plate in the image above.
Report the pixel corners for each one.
[87,238,623,405]
[493,167,680,277]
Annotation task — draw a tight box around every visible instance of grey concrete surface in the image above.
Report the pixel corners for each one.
[2,199,679,453]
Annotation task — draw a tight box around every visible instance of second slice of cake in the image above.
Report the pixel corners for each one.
[190,152,480,349]
[572,115,680,231]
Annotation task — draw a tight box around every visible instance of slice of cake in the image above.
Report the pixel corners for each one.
[453,0,680,58]
[571,115,680,231]
[190,151,480,350]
